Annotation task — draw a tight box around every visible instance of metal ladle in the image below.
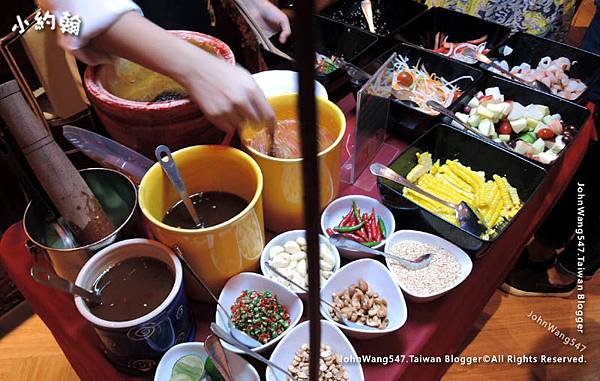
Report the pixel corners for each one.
[171,246,262,349]
[328,234,432,270]
[370,163,486,237]
[461,47,552,93]
[31,264,101,304]
[155,145,202,228]
[264,262,379,331]
[210,323,299,381]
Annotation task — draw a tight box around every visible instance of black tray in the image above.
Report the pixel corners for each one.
[485,32,600,103]
[448,75,591,167]
[319,0,426,38]
[394,7,511,55]
[364,43,483,141]
[377,124,547,254]
[261,16,378,100]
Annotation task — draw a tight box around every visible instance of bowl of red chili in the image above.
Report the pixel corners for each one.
[321,195,396,259]
[215,272,303,354]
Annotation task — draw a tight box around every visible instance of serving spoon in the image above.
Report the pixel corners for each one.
[461,47,552,93]
[31,264,101,305]
[328,234,432,270]
[155,145,202,228]
[370,163,486,237]
[171,246,262,349]
[426,100,512,149]
[264,262,379,331]
[210,323,298,381]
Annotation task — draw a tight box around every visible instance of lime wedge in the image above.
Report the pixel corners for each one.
[205,357,226,381]
[170,354,205,381]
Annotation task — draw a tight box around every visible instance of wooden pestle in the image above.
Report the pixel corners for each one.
[0,80,114,245]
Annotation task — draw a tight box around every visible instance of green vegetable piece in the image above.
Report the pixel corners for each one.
[333,221,365,233]
[361,241,380,247]
[517,132,536,144]
[205,357,226,381]
[170,354,204,381]
[377,216,387,238]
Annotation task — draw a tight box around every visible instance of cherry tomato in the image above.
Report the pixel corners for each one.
[537,128,555,140]
[396,71,413,87]
[498,121,512,135]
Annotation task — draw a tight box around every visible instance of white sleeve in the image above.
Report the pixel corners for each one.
[42,0,143,65]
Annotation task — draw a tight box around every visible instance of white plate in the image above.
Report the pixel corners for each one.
[321,195,396,258]
[266,320,364,381]
[259,229,340,297]
[383,230,473,302]
[215,272,303,354]
[153,342,259,381]
[320,258,407,340]
[252,70,328,99]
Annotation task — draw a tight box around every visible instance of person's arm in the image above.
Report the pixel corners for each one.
[92,12,274,132]
[40,0,283,132]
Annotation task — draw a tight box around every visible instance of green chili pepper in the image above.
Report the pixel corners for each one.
[333,221,365,233]
[352,201,361,221]
[378,216,387,238]
[361,241,380,247]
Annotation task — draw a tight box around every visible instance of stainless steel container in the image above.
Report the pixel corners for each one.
[23,168,139,282]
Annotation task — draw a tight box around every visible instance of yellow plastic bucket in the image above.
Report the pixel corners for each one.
[241,94,346,232]
[138,145,265,300]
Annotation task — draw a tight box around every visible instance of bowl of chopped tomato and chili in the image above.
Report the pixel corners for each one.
[215,272,303,354]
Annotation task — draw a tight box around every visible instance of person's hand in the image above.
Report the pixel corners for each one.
[244,0,291,44]
[181,52,275,133]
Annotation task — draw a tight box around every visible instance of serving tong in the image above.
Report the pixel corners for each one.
[461,47,551,93]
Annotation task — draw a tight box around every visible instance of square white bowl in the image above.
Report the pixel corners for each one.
[319,258,407,340]
[266,320,364,381]
[321,195,395,259]
[260,230,341,297]
[215,273,303,354]
[383,230,473,302]
[154,342,259,381]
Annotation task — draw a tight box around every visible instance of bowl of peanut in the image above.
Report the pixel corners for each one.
[319,258,407,339]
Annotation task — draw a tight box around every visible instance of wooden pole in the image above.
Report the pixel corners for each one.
[294,1,321,380]
[0,80,114,245]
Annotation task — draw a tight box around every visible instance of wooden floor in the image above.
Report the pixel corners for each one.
[0,276,597,381]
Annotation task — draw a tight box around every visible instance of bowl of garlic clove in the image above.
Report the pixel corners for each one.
[260,230,341,298]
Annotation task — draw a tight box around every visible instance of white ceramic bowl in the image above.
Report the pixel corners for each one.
[266,320,364,381]
[321,195,396,258]
[252,70,328,99]
[215,272,303,354]
[260,230,341,297]
[154,342,260,381]
[319,258,407,340]
[383,230,473,302]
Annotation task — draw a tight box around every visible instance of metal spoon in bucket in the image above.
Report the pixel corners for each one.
[171,246,262,349]
[155,145,202,228]
[264,261,379,331]
[31,264,101,305]
[370,163,486,237]
[328,234,432,270]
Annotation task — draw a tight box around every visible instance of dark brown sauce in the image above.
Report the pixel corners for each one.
[162,191,248,229]
[88,257,174,321]
[151,91,187,102]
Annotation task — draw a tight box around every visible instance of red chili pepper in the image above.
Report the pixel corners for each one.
[361,212,371,241]
[343,232,365,242]
[340,209,353,227]
[326,228,335,236]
